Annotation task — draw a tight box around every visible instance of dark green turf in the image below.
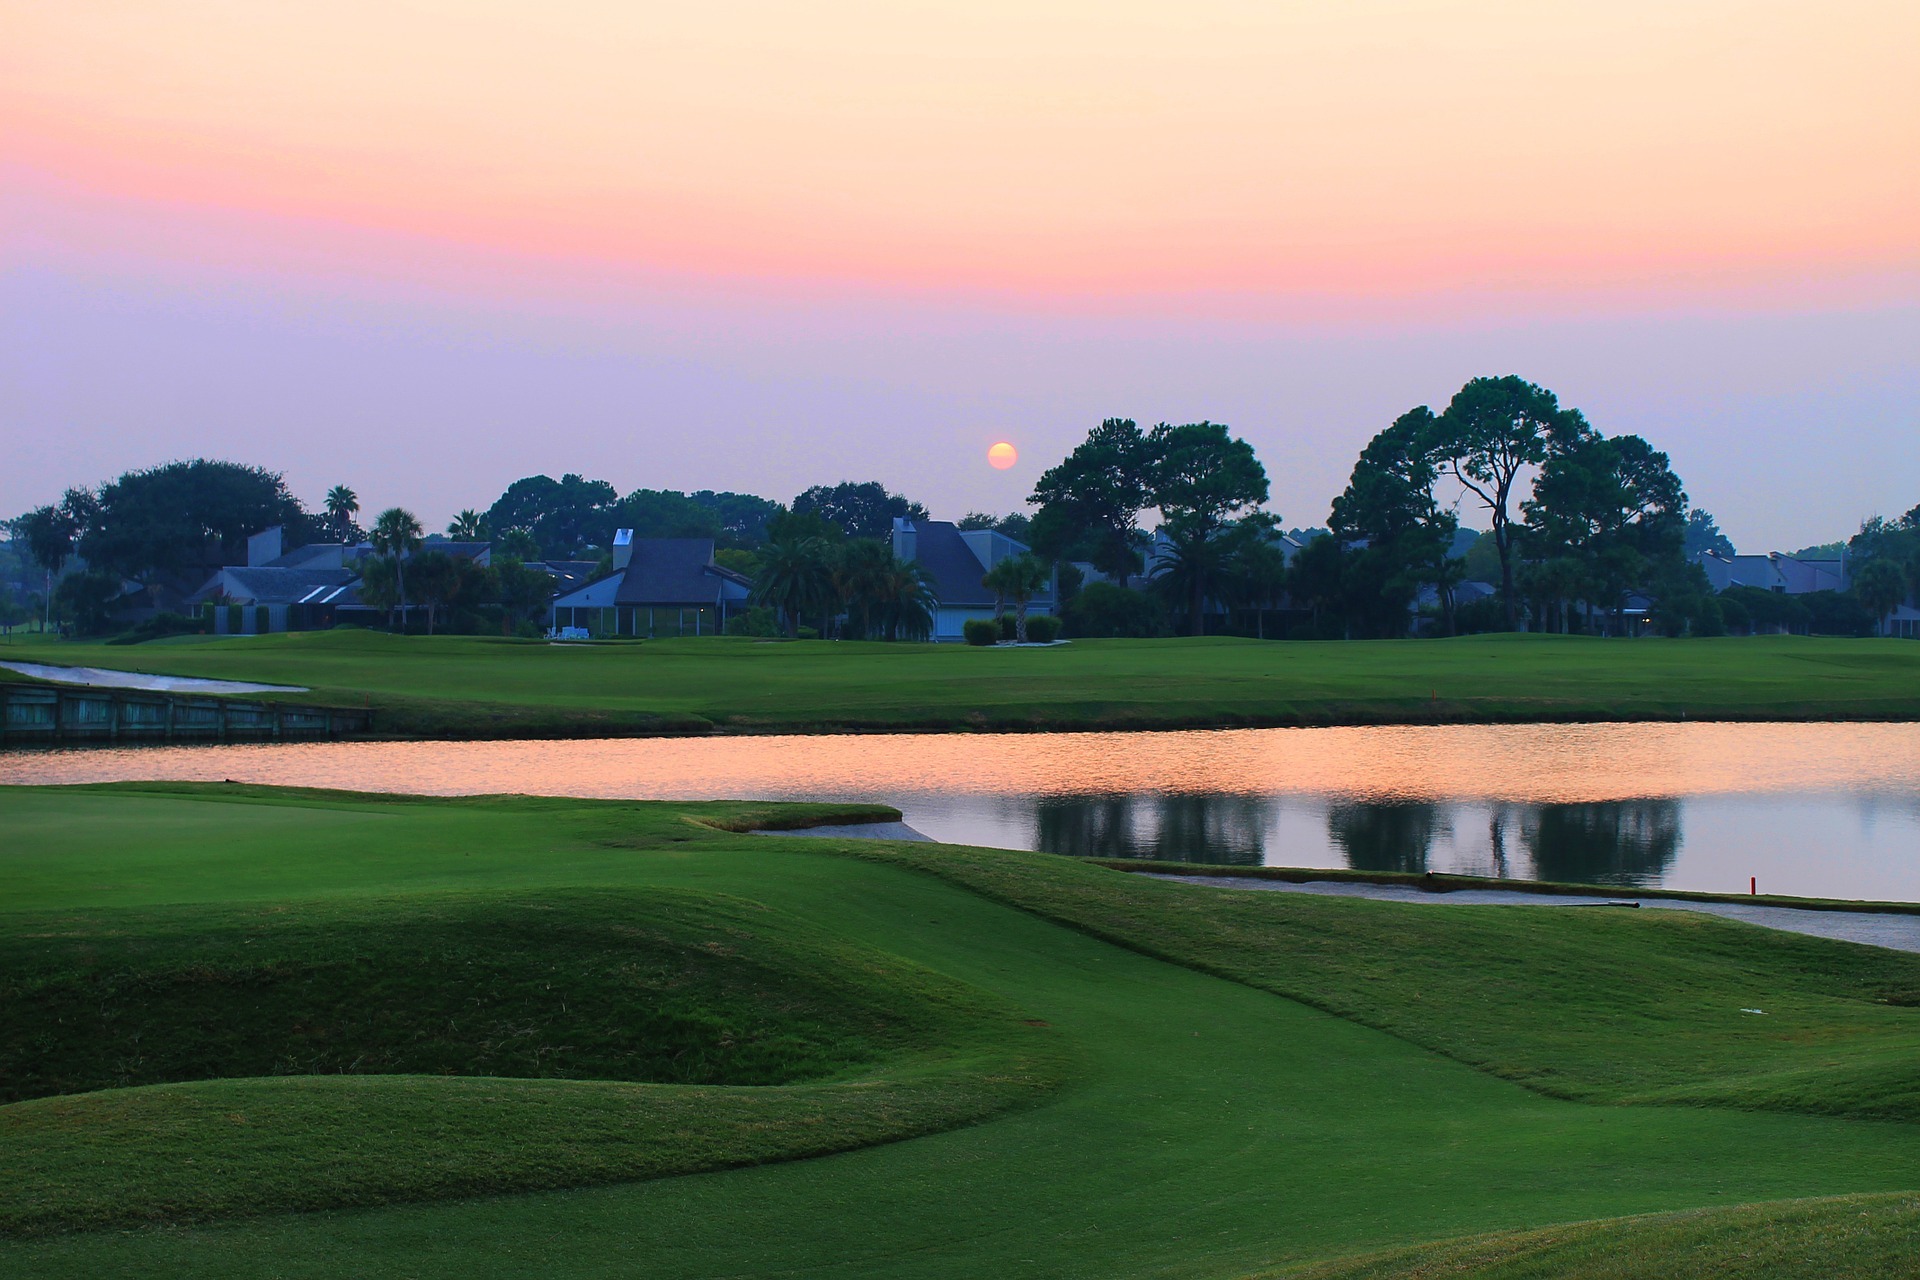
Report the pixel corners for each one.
[1276,1192,1920,1279]
[5,629,1918,736]
[1,784,1917,1278]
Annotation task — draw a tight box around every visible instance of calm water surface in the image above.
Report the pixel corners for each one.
[5,723,1917,901]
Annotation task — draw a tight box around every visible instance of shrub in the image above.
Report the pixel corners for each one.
[963,619,999,646]
[1023,614,1062,643]
[795,626,820,640]
[1714,593,1750,635]
[1452,596,1508,635]
[1802,590,1876,637]
[996,613,1018,642]
[1061,583,1168,638]
[725,606,782,638]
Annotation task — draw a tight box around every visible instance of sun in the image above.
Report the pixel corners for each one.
[987,441,1018,470]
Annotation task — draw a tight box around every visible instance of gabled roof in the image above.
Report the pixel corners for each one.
[1696,550,1847,595]
[535,560,602,591]
[612,538,736,605]
[901,520,1052,609]
[266,543,351,570]
[201,567,358,605]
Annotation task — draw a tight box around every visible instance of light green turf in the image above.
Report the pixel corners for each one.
[5,629,1918,736]
[2,784,1918,1278]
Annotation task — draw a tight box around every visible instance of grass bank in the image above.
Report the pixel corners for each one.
[1,783,1917,1278]
[1101,859,1920,915]
[5,629,1919,738]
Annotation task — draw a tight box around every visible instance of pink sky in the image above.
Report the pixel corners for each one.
[3,1,1917,546]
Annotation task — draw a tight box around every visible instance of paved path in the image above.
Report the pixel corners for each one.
[0,661,307,695]
[1147,874,1920,954]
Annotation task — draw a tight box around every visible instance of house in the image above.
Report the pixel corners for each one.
[891,518,1055,641]
[192,526,496,634]
[1695,550,1847,595]
[549,530,750,637]
[197,566,365,633]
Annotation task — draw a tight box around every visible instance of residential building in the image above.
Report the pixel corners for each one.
[549,531,750,637]
[891,518,1055,641]
[1695,550,1848,595]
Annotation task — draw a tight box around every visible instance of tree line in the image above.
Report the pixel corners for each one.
[1028,377,1915,639]
[7,380,1916,640]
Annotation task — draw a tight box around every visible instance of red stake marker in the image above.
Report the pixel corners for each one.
[1750,876,1757,896]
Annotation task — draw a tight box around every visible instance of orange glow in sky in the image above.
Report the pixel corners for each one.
[988,442,1018,470]
[4,1,1915,307]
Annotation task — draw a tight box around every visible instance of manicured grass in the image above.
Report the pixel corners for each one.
[1276,1192,1920,1279]
[5,629,1919,737]
[841,834,1920,1123]
[1,784,1917,1278]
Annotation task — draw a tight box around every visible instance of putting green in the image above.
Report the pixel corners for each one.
[2,785,1916,1278]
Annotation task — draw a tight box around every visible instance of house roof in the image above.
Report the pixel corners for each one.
[613,539,736,605]
[1697,551,1847,595]
[265,543,350,570]
[536,560,602,590]
[201,567,359,606]
[901,520,1053,609]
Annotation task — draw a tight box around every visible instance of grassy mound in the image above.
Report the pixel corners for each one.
[0,888,1064,1234]
[1279,1192,1920,1279]
[2,890,980,1098]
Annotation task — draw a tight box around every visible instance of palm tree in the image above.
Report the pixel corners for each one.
[877,560,938,641]
[983,553,1049,643]
[833,539,896,638]
[447,509,490,540]
[1853,558,1909,637]
[325,486,360,541]
[750,535,833,638]
[369,507,424,630]
[407,550,460,636]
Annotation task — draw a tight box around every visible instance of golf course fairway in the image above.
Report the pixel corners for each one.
[5,630,1919,736]
[3,784,1917,1278]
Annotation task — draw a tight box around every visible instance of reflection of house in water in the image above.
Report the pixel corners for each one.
[1326,802,1444,874]
[1031,793,1269,865]
[1522,800,1682,886]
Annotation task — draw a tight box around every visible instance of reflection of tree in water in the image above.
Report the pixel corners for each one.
[1523,800,1682,887]
[1153,795,1269,865]
[1032,794,1268,865]
[1327,802,1439,873]
[1033,795,1144,858]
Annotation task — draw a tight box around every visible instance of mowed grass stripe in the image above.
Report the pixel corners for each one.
[4,630,1918,737]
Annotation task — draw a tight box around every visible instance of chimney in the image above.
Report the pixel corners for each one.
[612,528,635,571]
[247,525,284,567]
[892,516,916,563]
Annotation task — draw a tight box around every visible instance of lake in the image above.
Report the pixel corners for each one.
[4,722,1916,901]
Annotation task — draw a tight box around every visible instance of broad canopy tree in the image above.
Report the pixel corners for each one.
[1430,376,1560,629]
[484,474,621,559]
[79,461,310,582]
[1146,421,1271,637]
[1521,421,1687,633]
[1328,408,1460,637]
[1028,419,1155,585]
[790,481,926,541]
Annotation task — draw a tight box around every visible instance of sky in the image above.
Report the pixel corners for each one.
[3,1,1916,549]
